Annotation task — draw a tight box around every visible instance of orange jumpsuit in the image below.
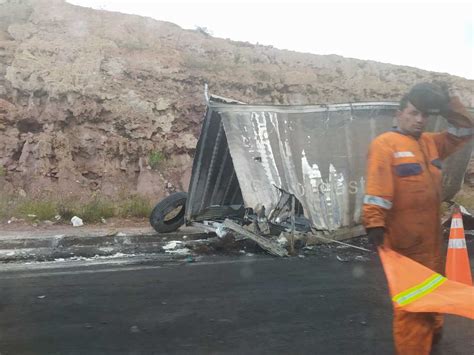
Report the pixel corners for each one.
[363,99,473,355]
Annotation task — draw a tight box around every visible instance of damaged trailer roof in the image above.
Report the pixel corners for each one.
[186,99,473,232]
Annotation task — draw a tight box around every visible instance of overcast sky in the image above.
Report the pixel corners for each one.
[67,0,473,79]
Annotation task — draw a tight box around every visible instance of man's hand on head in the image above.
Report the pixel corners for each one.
[407,82,450,115]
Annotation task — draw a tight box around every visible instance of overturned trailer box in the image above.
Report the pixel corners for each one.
[181,96,472,237]
[150,96,472,243]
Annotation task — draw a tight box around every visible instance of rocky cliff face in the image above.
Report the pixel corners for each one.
[1,0,473,202]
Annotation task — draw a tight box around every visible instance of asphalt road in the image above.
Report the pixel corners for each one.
[0,253,473,355]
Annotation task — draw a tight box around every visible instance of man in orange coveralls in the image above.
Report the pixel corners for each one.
[362,82,473,355]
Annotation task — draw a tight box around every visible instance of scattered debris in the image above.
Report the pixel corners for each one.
[336,255,349,262]
[276,235,288,246]
[37,295,46,299]
[163,240,191,255]
[163,241,184,250]
[54,215,61,221]
[71,216,84,227]
[215,224,228,238]
[223,219,288,257]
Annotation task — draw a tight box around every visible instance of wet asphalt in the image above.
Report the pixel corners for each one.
[0,251,473,355]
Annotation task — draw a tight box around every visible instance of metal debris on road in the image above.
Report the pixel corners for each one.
[223,219,288,257]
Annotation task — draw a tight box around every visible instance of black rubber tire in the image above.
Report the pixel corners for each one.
[149,192,187,233]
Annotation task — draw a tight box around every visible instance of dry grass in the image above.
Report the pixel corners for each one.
[453,185,474,211]
[0,193,153,223]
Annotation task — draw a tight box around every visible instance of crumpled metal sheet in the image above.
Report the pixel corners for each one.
[186,101,473,231]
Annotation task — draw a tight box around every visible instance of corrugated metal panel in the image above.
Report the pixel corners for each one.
[186,109,244,222]
[186,101,472,231]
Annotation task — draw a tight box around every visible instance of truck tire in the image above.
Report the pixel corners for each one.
[149,192,187,233]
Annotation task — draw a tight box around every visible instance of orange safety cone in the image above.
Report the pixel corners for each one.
[446,209,472,286]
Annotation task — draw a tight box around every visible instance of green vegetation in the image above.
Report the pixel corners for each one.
[0,197,9,221]
[0,193,154,223]
[0,166,5,177]
[78,198,116,223]
[119,194,152,218]
[15,199,58,221]
[148,150,165,170]
[453,186,474,211]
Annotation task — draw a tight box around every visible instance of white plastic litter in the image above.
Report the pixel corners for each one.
[163,241,190,255]
[71,216,84,227]
[163,241,183,250]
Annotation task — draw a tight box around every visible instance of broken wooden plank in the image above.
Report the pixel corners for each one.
[223,219,288,257]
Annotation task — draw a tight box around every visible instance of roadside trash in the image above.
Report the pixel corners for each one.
[71,216,83,227]
[163,240,191,255]
[37,295,46,299]
[54,215,61,221]
[27,214,37,218]
[336,255,349,262]
[101,217,107,224]
[163,241,183,250]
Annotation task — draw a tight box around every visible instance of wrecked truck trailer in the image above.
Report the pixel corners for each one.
[151,96,473,243]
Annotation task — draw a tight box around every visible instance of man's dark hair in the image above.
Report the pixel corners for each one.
[399,82,448,113]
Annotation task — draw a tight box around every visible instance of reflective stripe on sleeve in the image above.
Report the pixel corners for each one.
[393,274,447,306]
[363,195,392,209]
[447,125,473,137]
[393,151,415,158]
